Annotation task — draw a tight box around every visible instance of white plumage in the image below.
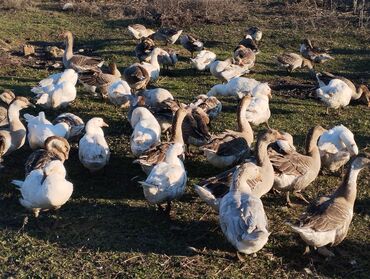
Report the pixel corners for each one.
[108,79,132,107]
[139,143,187,205]
[190,50,217,71]
[140,48,162,82]
[244,83,272,126]
[130,107,161,157]
[141,88,174,110]
[209,59,251,82]
[316,79,352,109]
[79,118,110,172]
[12,160,73,217]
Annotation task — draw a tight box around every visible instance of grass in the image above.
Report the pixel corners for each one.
[0,1,369,278]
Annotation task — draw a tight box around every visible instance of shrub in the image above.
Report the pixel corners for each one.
[0,0,34,10]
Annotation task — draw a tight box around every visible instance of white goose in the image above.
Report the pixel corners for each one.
[31,69,78,95]
[139,143,187,214]
[190,50,217,71]
[316,79,352,113]
[79,118,110,172]
[139,47,162,82]
[25,112,72,150]
[12,160,73,217]
[244,83,272,127]
[207,77,265,99]
[209,58,250,82]
[52,113,85,142]
[107,79,132,108]
[140,88,174,110]
[219,164,270,257]
[130,107,161,157]
[318,125,358,172]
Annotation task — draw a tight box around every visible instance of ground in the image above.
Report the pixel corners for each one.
[0,2,369,278]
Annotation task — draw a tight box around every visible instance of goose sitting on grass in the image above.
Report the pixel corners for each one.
[123,64,150,92]
[0,90,15,128]
[150,28,183,45]
[288,154,370,257]
[189,94,222,120]
[79,118,110,172]
[12,160,73,218]
[107,79,132,108]
[238,35,259,53]
[25,136,70,176]
[60,31,104,72]
[245,26,262,42]
[135,37,156,62]
[318,125,358,172]
[244,83,272,128]
[209,58,251,82]
[300,39,334,64]
[128,24,155,40]
[277,52,313,73]
[219,164,270,259]
[130,107,161,157]
[201,96,253,168]
[0,97,35,166]
[190,50,217,71]
[233,45,256,68]
[52,113,85,143]
[139,142,187,215]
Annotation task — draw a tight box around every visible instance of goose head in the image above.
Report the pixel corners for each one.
[43,160,66,178]
[108,62,121,77]
[258,129,286,145]
[10,96,35,109]
[59,31,73,42]
[351,153,370,170]
[0,90,15,104]
[45,136,70,161]
[85,117,109,134]
[302,58,314,70]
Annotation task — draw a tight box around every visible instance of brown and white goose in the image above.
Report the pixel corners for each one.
[289,153,370,257]
[60,31,104,72]
[180,34,204,58]
[134,108,188,175]
[277,52,313,73]
[201,95,254,169]
[0,90,15,128]
[233,45,256,68]
[135,37,156,62]
[300,39,334,64]
[25,136,70,176]
[238,35,259,53]
[245,26,262,42]
[123,64,150,91]
[150,28,183,45]
[195,129,286,210]
[128,24,155,40]
[79,62,121,98]
[0,97,35,163]
[269,126,326,206]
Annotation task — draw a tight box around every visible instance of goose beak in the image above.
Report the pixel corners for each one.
[102,122,109,127]
[28,102,36,108]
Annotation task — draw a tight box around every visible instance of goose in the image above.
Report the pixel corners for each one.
[219,164,270,258]
[316,71,368,101]
[189,94,222,120]
[151,28,183,45]
[207,77,265,99]
[269,126,326,206]
[0,97,35,163]
[316,78,352,113]
[268,131,296,156]
[134,108,187,175]
[25,136,70,176]
[130,107,161,157]
[201,95,253,168]
[233,45,256,68]
[360,85,370,107]
[140,88,174,110]
[123,64,150,91]
[209,58,251,82]
[0,90,15,128]
[157,48,178,69]
[244,83,272,127]
[277,52,313,73]
[135,37,156,62]
[245,26,262,41]
[31,68,78,95]
[288,154,370,257]
[238,35,259,53]
[52,113,85,142]
[182,106,211,147]
[190,50,217,71]
[139,142,187,214]
[60,31,104,72]
[79,117,110,172]
[300,39,334,63]
[12,160,73,218]
[180,34,204,57]
[139,47,162,82]
[195,129,286,210]
[128,24,155,40]
[34,80,77,109]
[107,79,132,108]
[318,125,358,172]
[24,112,71,150]
[79,62,121,98]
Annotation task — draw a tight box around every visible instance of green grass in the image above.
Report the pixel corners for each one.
[0,3,369,278]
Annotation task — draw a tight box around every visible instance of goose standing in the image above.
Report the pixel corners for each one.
[60,31,104,72]
[25,136,70,176]
[201,95,253,168]
[139,47,162,82]
[128,24,155,40]
[12,160,73,218]
[130,107,161,157]
[245,26,262,42]
[190,50,217,71]
[219,164,270,258]
[0,90,15,128]
[139,142,187,214]
[318,125,358,172]
[0,97,34,163]
[190,94,222,120]
[269,126,326,206]
[180,34,204,57]
[79,118,110,172]
[289,154,370,257]
[157,48,178,69]
[134,108,187,175]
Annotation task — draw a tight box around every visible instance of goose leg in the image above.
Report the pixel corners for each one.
[303,246,311,255]
[317,246,335,257]
[266,121,271,129]
[236,251,246,262]
[326,107,329,115]
[18,216,29,232]
[286,192,299,208]
[165,201,171,216]
[294,192,310,204]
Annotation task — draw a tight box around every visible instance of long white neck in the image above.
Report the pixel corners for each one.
[334,165,362,205]
[165,146,182,166]
[8,104,24,131]
[86,126,104,137]
[64,35,74,63]
[149,51,160,70]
